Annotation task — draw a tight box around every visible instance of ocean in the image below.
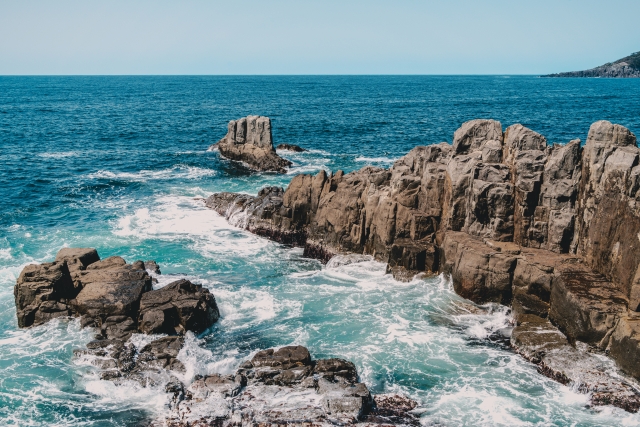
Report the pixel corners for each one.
[1,75,639,426]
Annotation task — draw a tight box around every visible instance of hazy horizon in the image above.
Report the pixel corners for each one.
[1,0,639,75]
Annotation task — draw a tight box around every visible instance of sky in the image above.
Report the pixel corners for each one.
[1,0,639,75]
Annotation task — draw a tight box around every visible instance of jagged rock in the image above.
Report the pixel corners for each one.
[77,336,186,381]
[14,261,75,327]
[441,232,517,304]
[162,346,380,426]
[138,279,220,335]
[71,262,152,321]
[215,115,292,173]
[549,261,628,345]
[512,314,640,412]
[364,394,420,426]
[144,260,161,274]
[276,143,306,152]
[576,121,640,303]
[136,336,186,372]
[55,247,101,287]
[205,119,640,407]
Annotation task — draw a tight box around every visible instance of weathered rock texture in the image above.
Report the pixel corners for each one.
[14,248,219,340]
[214,116,292,173]
[206,119,640,411]
[158,345,418,427]
[543,51,640,78]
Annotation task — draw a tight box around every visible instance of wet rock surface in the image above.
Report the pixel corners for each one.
[213,115,292,173]
[15,249,219,338]
[206,119,640,411]
[512,315,640,412]
[158,346,418,427]
[15,248,219,387]
[277,143,307,152]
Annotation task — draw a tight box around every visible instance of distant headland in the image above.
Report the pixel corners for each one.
[543,51,640,78]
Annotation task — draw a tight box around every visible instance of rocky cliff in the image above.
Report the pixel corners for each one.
[206,119,640,411]
[212,115,292,173]
[543,51,640,78]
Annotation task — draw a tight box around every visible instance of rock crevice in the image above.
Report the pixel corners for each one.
[206,119,640,411]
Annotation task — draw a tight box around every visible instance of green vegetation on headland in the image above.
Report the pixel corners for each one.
[543,51,640,78]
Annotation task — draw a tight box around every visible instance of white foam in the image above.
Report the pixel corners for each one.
[37,151,78,159]
[87,165,216,182]
[355,156,397,163]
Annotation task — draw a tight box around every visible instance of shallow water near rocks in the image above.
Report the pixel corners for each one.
[1,76,640,426]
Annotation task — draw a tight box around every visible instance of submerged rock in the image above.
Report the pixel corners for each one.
[214,115,292,173]
[158,345,416,427]
[512,315,640,412]
[276,143,307,152]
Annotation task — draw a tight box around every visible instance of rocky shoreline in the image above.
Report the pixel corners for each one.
[14,248,420,426]
[543,51,640,78]
[205,119,640,412]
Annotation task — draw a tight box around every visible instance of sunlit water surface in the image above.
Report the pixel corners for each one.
[1,76,640,426]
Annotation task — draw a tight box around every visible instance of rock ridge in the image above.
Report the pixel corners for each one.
[206,119,640,411]
[543,51,640,78]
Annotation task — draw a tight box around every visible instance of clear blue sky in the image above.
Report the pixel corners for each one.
[1,0,639,75]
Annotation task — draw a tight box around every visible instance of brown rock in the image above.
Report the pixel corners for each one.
[216,116,292,173]
[138,279,220,335]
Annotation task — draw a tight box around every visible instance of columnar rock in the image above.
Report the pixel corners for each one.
[205,119,640,407]
[575,121,640,307]
[214,116,292,173]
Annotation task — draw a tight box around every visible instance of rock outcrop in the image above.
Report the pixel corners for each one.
[14,248,220,341]
[206,119,640,411]
[277,143,307,152]
[213,116,292,173]
[543,51,640,78]
[158,345,419,427]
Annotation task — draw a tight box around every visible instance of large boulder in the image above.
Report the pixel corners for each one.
[14,261,76,327]
[138,279,220,335]
[71,260,153,322]
[215,115,292,173]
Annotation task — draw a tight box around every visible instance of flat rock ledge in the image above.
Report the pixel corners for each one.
[212,115,292,173]
[155,345,419,427]
[205,119,640,412]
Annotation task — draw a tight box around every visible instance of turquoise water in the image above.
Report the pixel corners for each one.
[1,76,640,426]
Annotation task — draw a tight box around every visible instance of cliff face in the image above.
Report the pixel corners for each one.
[206,119,640,408]
[543,51,640,78]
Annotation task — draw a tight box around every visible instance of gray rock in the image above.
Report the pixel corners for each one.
[216,116,292,173]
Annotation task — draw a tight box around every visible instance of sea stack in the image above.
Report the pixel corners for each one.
[214,115,292,173]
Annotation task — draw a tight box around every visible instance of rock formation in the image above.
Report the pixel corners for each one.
[14,248,219,338]
[213,115,292,173]
[15,250,416,425]
[206,119,640,411]
[277,143,307,152]
[157,345,419,426]
[543,51,640,78]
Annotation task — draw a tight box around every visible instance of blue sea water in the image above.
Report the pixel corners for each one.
[1,75,640,426]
